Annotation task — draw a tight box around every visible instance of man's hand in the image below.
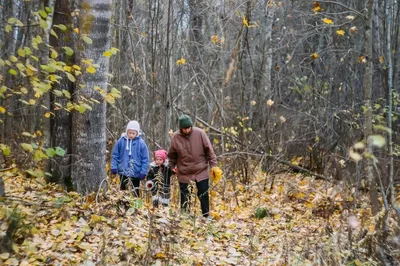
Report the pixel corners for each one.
[172,167,178,175]
[111,169,117,175]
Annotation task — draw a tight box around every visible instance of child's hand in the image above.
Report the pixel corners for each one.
[173,167,178,174]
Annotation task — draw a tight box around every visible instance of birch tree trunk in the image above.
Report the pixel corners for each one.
[71,0,112,194]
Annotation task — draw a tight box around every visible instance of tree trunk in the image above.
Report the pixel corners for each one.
[385,0,400,224]
[48,0,74,188]
[0,176,5,197]
[71,0,112,195]
[364,0,379,215]
[188,0,204,114]
[162,0,173,149]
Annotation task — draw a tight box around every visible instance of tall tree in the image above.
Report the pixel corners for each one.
[71,0,112,194]
[363,0,379,214]
[48,0,74,187]
[385,0,400,224]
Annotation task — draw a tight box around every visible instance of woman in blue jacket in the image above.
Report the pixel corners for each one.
[111,121,149,196]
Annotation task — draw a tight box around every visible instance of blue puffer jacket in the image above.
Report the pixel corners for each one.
[111,135,149,177]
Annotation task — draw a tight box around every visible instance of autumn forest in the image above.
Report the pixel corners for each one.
[0,0,399,265]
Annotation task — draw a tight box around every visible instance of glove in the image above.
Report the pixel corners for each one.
[111,169,117,175]
[139,174,146,180]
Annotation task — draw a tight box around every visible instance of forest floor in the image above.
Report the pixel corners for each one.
[0,170,394,265]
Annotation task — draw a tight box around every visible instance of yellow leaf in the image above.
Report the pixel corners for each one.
[291,156,303,165]
[90,214,102,223]
[210,190,217,197]
[29,99,36,105]
[211,35,219,44]
[336,29,345,36]
[49,74,58,82]
[312,2,322,12]
[0,106,6,113]
[278,184,285,194]
[346,15,355,21]
[176,58,186,65]
[311,52,319,59]
[243,16,249,27]
[74,28,79,34]
[9,55,18,63]
[5,24,12,33]
[44,112,51,118]
[209,211,219,219]
[9,69,17,75]
[103,51,113,57]
[266,99,274,106]
[154,252,166,259]
[322,18,333,24]
[104,94,115,104]
[34,91,41,98]
[86,66,96,74]
[279,116,286,123]
[36,130,42,136]
[17,48,26,57]
[50,49,58,59]
[379,56,384,64]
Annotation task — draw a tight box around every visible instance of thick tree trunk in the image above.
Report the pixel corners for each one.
[71,0,112,194]
[48,0,74,188]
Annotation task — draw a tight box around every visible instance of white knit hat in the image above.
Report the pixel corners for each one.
[126,120,140,134]
[125,121,140,155]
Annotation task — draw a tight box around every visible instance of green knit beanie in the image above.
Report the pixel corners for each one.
[179,115,193,129]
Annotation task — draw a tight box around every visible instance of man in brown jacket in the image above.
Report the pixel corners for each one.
[168,115,217,218]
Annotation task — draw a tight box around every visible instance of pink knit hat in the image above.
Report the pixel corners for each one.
[154,149,168,163]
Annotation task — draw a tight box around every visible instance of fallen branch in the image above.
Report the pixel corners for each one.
[219,151,331,181]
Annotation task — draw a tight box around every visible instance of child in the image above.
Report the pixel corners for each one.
[146,149,173,207]
[111,121,149,196]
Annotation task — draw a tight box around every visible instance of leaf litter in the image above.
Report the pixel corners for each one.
[0,171,389,265]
